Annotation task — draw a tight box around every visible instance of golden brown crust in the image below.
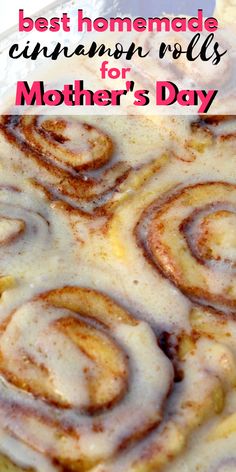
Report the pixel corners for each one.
[0,112,236,472]
[136,182,236,313]
[0,287,172,471]
[0,115,130,214]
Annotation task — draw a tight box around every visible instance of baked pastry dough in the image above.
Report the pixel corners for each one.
[0,113,235,472]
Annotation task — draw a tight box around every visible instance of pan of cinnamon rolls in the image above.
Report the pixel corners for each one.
[0,110,235,472]
[0,1,235,470]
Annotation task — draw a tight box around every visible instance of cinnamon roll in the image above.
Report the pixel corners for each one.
[0,286,172,471]
[136,181,236,313]
[0,115,168,215]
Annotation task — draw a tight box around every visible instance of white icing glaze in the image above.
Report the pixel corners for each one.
[0,112,235,471]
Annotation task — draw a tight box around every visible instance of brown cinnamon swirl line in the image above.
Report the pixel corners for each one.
[0,185,50,294]
[0,115,168,217]
[191,116,236,142]
[0,428,65,472]
[0,115,127,214]
[187,303,236,454]
[0,286,173,471]
[91,297,236,472]
[91,317,236,472]
[169,115,236,164]
[136,182,236,314]
[168,115,236,163]
[181,203,236,268]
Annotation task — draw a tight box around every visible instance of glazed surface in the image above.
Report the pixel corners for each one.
[0,113,235,472]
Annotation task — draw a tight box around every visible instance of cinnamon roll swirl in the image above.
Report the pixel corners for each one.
[0,287,172,471]
[88,301,236,471]
[0,115,168,215]
[136,182,236,313]
[0,184,52,297]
